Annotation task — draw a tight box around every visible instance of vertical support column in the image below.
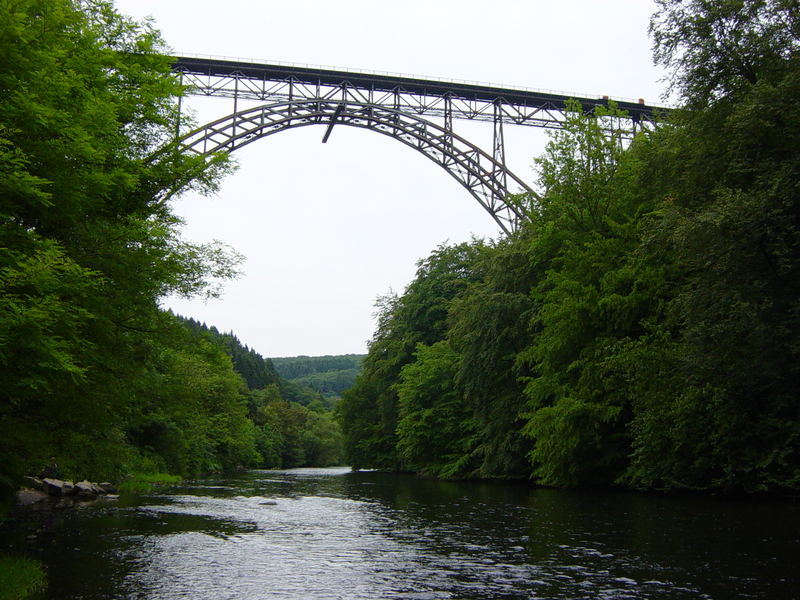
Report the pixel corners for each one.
[443,94,453,163]
[492,101,508,209]
[391,88,401,134]
[317,79,326,124]
[175,71,184,138]
[232,73,239,147]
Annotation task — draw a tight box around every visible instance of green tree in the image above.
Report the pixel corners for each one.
[177,316,283,390]
[395,341,478,477]
[259,399,308,468]
[651,0,799,108]
[0,0,236,486]
[338,292,405,470]
[621,0,800,493]
[447,235,538,478]
[251,385,287,468]
[125,316,259,476]
[301,410,344,467]
[515,102,647,486]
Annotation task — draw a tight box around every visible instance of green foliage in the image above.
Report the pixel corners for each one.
[396,341,479,477]
[0,240,96,396]
[290,368,361,398]
[301,410,345,467]
[271,354,364,400]
[280,378,328,407]
[2,0,797,498]
[0,555,46,600]
[651,0,799,107]
[0,0,249,486]
[618,0,800,494]
[524,397,622,487]
[252,394,344,469]
[515,102,659,487]
[0,0,355,487]
[447,237,537,478]
[124,314,261,476]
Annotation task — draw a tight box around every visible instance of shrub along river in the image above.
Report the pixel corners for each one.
[2,467,798,599]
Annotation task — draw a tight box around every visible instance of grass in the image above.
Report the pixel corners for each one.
[118,472,182,493]
[0,555,46,600]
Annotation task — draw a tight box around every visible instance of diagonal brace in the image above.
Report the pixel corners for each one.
[322,103,345,143]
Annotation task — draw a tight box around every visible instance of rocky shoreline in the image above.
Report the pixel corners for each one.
[16,477,119,505]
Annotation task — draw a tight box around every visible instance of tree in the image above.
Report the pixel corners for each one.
[514,102,657,487]
[395,341,478,477]
[127,318,259,476]
[301,410,344,467]
[651,0,800,108]
[337,292,405,470]
[0,0,237,486]
[620,0,800,492]
[447,236,538,478]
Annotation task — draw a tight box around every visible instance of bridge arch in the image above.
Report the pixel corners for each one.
[176,99,537,234]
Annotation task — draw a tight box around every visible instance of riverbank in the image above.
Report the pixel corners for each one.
[13,472,183,506]
[0,471,184,600]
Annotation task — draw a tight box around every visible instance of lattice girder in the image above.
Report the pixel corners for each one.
[176,69,656,135]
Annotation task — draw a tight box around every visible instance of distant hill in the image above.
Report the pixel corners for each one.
[271,354,364,398]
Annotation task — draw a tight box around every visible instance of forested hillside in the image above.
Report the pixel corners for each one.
[180,317,283,390]
[0,0,342,508]
[339,0,800,495]
[271,354,364,398]
[177,316,322,404]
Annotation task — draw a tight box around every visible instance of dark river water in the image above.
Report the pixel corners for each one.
[3,468,798,599]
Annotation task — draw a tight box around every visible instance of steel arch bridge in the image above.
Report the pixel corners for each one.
[171,56,663,234]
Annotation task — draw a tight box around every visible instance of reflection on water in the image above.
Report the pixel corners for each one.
[2,467,798,599]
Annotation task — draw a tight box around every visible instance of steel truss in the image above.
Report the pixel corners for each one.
[178,100,531,234]
[172,56,664,233]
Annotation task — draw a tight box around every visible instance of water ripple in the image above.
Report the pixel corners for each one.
[7,468,797,600]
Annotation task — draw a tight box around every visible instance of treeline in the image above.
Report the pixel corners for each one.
[271,354,364,398]
[339,1,800,495]
[0,0,342,502]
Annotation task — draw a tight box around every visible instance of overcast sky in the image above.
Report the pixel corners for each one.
[114,0,668,358]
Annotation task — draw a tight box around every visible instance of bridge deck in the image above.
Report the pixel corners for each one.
[172,56,663,125]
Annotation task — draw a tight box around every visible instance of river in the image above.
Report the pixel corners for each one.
[2,468,798,599]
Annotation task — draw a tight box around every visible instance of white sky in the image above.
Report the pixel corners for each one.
[114,0,668,358]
